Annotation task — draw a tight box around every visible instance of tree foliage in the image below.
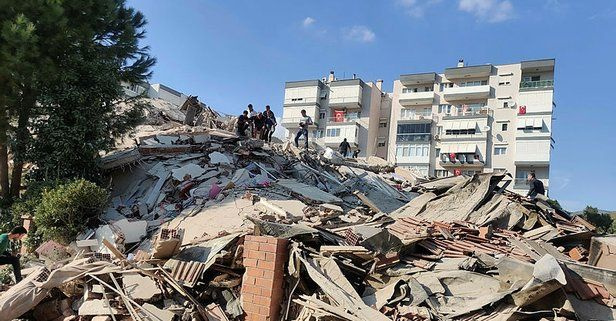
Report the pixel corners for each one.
[0,0,154,199]
[34,179,108,244]
[581,206,616,235]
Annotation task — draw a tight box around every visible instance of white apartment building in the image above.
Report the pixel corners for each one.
[123,82,189,106]
[388,59,555,195]
[281,72,390,158]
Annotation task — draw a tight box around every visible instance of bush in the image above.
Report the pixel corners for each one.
[35,179,108,244]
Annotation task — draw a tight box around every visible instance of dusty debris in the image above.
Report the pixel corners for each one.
[2,95,612,321]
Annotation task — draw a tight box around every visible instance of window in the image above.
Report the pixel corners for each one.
[502,123,508,131]
[445,128,476,135]
[326,128,340,137]
[498,81,511,86]
[379,122,387,128]
[435,170,449,178]
[424,86,433,92]
[435,148,440,157]
[438,104,452,114]
[503,102,508,108]
[378,141,386,147]
[459,80,487,87]
[494,147,507,155]
[319,112,325,119]
[291,98,304,102]
[522,76,541,82]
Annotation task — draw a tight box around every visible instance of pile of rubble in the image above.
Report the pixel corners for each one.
[1,98,615,321]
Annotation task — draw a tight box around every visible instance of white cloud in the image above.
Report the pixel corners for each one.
[342,25,376,43]
[458,0,514,23]
[396,0,442,18]
[302,17,315,27]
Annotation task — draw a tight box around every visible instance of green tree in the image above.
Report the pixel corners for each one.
[582,206,614,234]
[0,0,154,199]
[35,179,108,244]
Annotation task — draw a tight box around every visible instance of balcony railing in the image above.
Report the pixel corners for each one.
[281,117,318,126]
[520,80,554,90]
[396,133,430,143]
[327,115,360,123]
[399,113,433,121]
[443,106,492,117]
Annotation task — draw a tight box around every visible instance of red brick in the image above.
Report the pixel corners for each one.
[243,258,258,268]
[243,302,259,314]
[260,286,273,297]
[257,260,275,270]
[253,294,271,306]
[262,269,274,280]
[255,277,274,288]
[247,268,264,278]
[258,306,271,315]
[252,314,268,321]
[259,243,277,253]
[244,241,260,251]
[265,237,279,244]
[242,293,254,303]
[243,275,257,285]
[246,250,265,260]
[264,252,277,262]
[243,284,262,295]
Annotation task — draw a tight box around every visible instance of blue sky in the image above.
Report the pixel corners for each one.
[127,0,615,211]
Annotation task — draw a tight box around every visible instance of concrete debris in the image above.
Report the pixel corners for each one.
[2,97,611,321]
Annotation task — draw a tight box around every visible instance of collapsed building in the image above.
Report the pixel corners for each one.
[0,96,614,321]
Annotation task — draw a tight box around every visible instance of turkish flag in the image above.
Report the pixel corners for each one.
[454,169,462,176]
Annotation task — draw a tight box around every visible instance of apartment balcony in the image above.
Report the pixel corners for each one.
[519,80,554,92]
[439,157,485,168]
[443,85,490,101]
[281,105,319,128]
[398,113,434,122]
[329,79,363,109]
[396,133,431,143]
[444,64,493,79]
[442,106,492,119]
[399,91,436,106]
[326,115,360,124]
[318,123,359,146]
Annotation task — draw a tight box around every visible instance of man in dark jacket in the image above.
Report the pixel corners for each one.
[237,111,249,137]
[338,138,351,157]
[526,172,545,200]
[263,105,277,142]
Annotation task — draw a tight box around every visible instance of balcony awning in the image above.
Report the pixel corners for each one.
[443,121,477,130]
[517,118,543,129]
[440,143,477,153]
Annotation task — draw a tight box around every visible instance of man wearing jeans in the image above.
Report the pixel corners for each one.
[0,226,27,283]
[294,109,313,149]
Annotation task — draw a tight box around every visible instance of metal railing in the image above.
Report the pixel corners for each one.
[327,115,360,123]
[396,133,431,142]
[520,80,554,90]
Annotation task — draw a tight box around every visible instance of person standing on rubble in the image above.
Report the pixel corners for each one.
[339,138,351,157]
[237,110,250,137]
[353,149,360,158]
[0,226,27,283]
[246,104,258,138]
[263,105,277,142]
[254,112,265,140]
[526,172,545,200]
[294,109,313,149]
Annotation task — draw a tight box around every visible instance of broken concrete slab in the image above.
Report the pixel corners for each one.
[276,179,343,204]
[171,163,206,181]
[77,299,119,316]
[123,273,162,301]
[209,151,231,165]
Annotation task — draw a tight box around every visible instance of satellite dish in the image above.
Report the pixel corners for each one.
[508,100,516,108]
[483,126,491,132]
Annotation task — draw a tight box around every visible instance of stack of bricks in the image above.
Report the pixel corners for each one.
[241,235,288,321]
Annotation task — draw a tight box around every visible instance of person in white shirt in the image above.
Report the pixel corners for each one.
[246,104,258,137]
[294,109,313,149]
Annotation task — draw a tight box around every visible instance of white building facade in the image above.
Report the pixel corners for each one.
[123,82,189,107]
[281,72,390,158]
[388,59,556,195]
